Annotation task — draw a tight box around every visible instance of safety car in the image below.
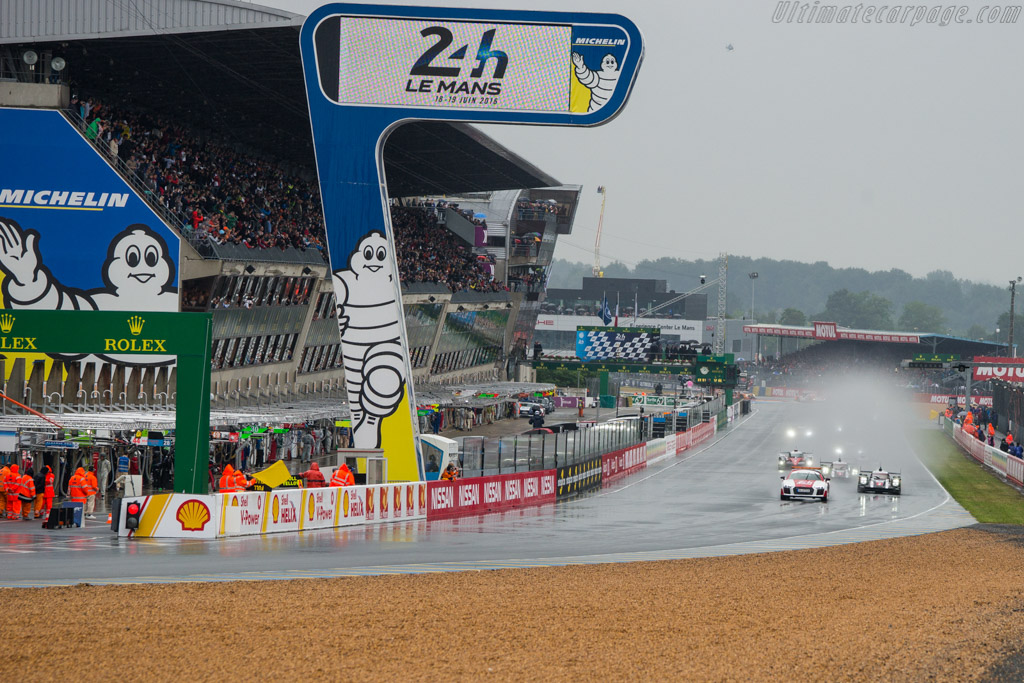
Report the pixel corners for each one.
[778,449,814,470]
[856,468,902,495]
[780,467,830,502]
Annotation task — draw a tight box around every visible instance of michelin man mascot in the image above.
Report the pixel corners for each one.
[571,52,620,113]
[0,217,177,364]
[333,231,407,449]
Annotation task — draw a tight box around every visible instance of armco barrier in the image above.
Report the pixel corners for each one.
[120,482,427,538]
[602,443,647,484]
[557,455,602,498]
[427,470,556,519]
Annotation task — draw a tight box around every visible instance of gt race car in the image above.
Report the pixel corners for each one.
[780,468,830,502]
[778,449,814,469]
[857,468,902,494]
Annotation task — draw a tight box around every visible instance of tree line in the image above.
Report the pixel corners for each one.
[549,255,1015,341]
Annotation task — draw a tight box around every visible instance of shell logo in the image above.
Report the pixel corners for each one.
[381,487,388,513]
[419,484,426,508]
[406,485,413,512]
[272,495,280,523]
[394,486,402,512]
[176,499,211,531]
[367,488,375,514]
[308,492,315,521]
[343,490,350,517]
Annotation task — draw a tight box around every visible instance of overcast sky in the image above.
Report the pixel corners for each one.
[267,0,1023,285]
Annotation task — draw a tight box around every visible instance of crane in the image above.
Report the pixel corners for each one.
[592,185,607,277]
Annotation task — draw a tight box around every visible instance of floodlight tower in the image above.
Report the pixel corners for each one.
[592,185,607,277]
[714,253,728,355]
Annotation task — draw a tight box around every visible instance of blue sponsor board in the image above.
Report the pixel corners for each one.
[0,108,179,365]
[299,4,643,477]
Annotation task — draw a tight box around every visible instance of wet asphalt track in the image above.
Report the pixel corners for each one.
[0,400,974,587]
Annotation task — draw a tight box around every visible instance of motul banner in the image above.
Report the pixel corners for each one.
[972,357,1024,383]
[915,393,993,407]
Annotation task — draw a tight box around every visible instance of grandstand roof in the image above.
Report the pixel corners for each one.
[0,0,302,43]
[3,0,560,195]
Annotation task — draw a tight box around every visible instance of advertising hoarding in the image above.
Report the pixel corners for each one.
[299,4,643,483]
[0,108,180,368]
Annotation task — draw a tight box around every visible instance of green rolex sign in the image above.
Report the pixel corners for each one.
[0,310,212,494]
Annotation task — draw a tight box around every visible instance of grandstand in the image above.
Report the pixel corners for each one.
[0,0,575,419]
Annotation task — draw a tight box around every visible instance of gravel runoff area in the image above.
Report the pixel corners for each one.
[3,527,1024,681]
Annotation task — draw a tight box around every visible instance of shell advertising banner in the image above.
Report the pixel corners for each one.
[223,484,425,537]
[121,494,220,539]
[299,5,643,482]
[301,486,340,530]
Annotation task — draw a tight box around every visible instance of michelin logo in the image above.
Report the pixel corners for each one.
[0,189,129,208]
[574,38,627,46]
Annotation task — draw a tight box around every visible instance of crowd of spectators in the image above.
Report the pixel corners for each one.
[71,96,327,255]
[516,197,568,220]
[508,266,547,293]
[391,206,506,293]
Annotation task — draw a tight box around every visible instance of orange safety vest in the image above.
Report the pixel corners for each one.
[44,471,55,498]
[234,470,250,491]
[85,471,99,497]
[69,475,86,503]
[218,470,238,493]
[5,471,21,496]
[19,474,35,501]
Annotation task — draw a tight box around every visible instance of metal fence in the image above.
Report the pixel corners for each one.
[458,417,651,477]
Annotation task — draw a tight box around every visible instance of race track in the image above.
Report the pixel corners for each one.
[0,400,973,587]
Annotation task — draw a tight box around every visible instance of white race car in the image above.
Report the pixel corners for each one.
[780,467,830,502]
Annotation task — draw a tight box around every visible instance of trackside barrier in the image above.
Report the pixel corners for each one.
[120,483,427,538]
[427,470,556,519]
[602,443,647,484]
[425,410,726,519]
[945,417,1024,486]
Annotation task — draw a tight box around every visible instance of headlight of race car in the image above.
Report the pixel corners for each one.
[805,457,813,465]
[859,475,868,484]
[892,477,900,486]
[786,429,796,438]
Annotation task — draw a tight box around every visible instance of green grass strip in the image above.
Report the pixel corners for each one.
[910,428,1024,524]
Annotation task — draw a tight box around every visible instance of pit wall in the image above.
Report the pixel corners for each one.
[943,417,1024,487]
[123,419,725,537]
[120,482,427,538]
[424,419,719,519]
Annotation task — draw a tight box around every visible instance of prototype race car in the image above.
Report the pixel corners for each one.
[778,449,814,469]
[857,468,902,495]
[780,467,830,502]
[821,459,851,479]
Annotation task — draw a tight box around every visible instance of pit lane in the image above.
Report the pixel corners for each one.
[0,400,973,587]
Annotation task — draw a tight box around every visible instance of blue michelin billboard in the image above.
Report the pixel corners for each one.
[0,108,179,365]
